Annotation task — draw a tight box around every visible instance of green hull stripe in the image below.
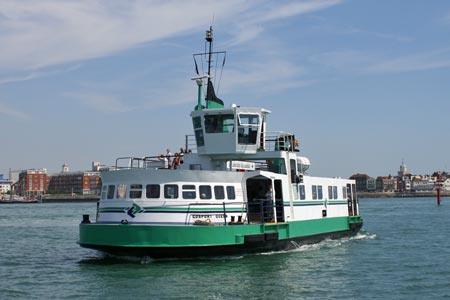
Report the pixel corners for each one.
[283,200,348,205]
[79,216,357,248]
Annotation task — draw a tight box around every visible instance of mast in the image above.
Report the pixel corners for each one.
[192,27,225,109]
[206,26,213,83]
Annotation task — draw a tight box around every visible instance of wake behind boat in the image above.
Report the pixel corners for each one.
[78,27,363,258]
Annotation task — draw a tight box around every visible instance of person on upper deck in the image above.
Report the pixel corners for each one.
[158,154,168,168]
[172,153,181,169]
[166,148,172,165]
[179,147,185,164]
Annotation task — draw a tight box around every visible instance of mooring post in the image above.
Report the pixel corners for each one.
[437,173,442,206]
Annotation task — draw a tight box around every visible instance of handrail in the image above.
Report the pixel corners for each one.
[263,131,298,152]
[185,201,247,226]
[115,154,186,170]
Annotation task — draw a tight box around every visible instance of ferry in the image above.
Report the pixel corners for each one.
[78,27,363,258]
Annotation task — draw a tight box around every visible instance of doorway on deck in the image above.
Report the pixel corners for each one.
[246,176,284,223]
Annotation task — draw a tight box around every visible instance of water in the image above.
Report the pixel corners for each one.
[1,198,450,299]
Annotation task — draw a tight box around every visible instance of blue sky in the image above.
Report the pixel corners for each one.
[1,0,450,179]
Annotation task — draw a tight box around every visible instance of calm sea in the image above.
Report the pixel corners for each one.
[1,198,449,300]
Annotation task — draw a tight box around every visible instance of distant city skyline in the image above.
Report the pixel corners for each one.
[1,1,450,178]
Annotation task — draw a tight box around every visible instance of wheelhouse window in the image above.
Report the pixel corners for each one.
[226,186,236,200]
[192,116,204,147]
[146,184,160,199]
[182,185,196,199]
[129,184,142,199]
[237,114,259,145]
[333,186,338,199]
[328,186,333,200]
[107,185,115,199]
[164,184,178,199]
[199,185,212,199]
[342,186,347,199]
[299,185,306,200]
[204,114,234,133]
[116,184,127,199]
[318,186,323,200]
[214,186,225,199]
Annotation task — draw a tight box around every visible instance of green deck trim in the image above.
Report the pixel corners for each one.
[79,216,356,248]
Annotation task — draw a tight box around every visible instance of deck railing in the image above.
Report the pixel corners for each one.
[185,131,298,153]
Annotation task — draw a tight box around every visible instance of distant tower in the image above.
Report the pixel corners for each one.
[62,164,69,173]
[398,159,407,177]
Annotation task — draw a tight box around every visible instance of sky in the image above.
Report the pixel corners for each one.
[1,0,450,179]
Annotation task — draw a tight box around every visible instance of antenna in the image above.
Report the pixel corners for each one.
[206,26,213,82]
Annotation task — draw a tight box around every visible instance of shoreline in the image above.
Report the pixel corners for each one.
[1,191,449,204]
[357,191,450,199]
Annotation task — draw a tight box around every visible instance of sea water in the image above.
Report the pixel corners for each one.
[1,198,449,300]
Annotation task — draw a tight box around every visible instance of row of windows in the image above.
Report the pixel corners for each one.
[298,185,347,200]
[102,184,236,201]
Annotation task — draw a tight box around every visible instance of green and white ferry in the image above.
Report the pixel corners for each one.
[79,28,363,258]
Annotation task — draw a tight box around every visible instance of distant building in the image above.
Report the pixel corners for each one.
[47,171,101,195]
[398,160,408,177]
[16,169,49,197]
[367,177,376,192]
[396,160,411,192]
[62,164,70,173]
[376,176,396,192]
[0,174,11,194]
[350,173,371,192]
[92,161,110,172]
[411,177,434,192]
[442,178,450,191]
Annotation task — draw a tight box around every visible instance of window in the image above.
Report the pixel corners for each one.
[238,114,259,126]
[299,185,306,200]
[107,185,115,199]
[146,184,160,199]
[237,114,259,145]
[290,159,297,183]
[226,186,236,200]
[342,186,347,199]
[101,185,107,199]
[116,184,127,199]
[328,186,333,199]
[164,184,178,199]
[129,184,142,199]
[333,186,338,199]
[182,185,196,199]
[204,114,234,133]
[312,185,317,200]
[214,186,225,199]
[199,185,212,199]
[192,117,204,147]
[318,186,323,200]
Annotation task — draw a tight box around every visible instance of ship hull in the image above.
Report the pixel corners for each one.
[79,216,362,259]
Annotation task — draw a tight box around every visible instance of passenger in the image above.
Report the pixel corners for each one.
[179,147,185,164]
[158,154,168,168]
[166,148,172,165]
[172,153,181,169]
[264,184,274,222]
